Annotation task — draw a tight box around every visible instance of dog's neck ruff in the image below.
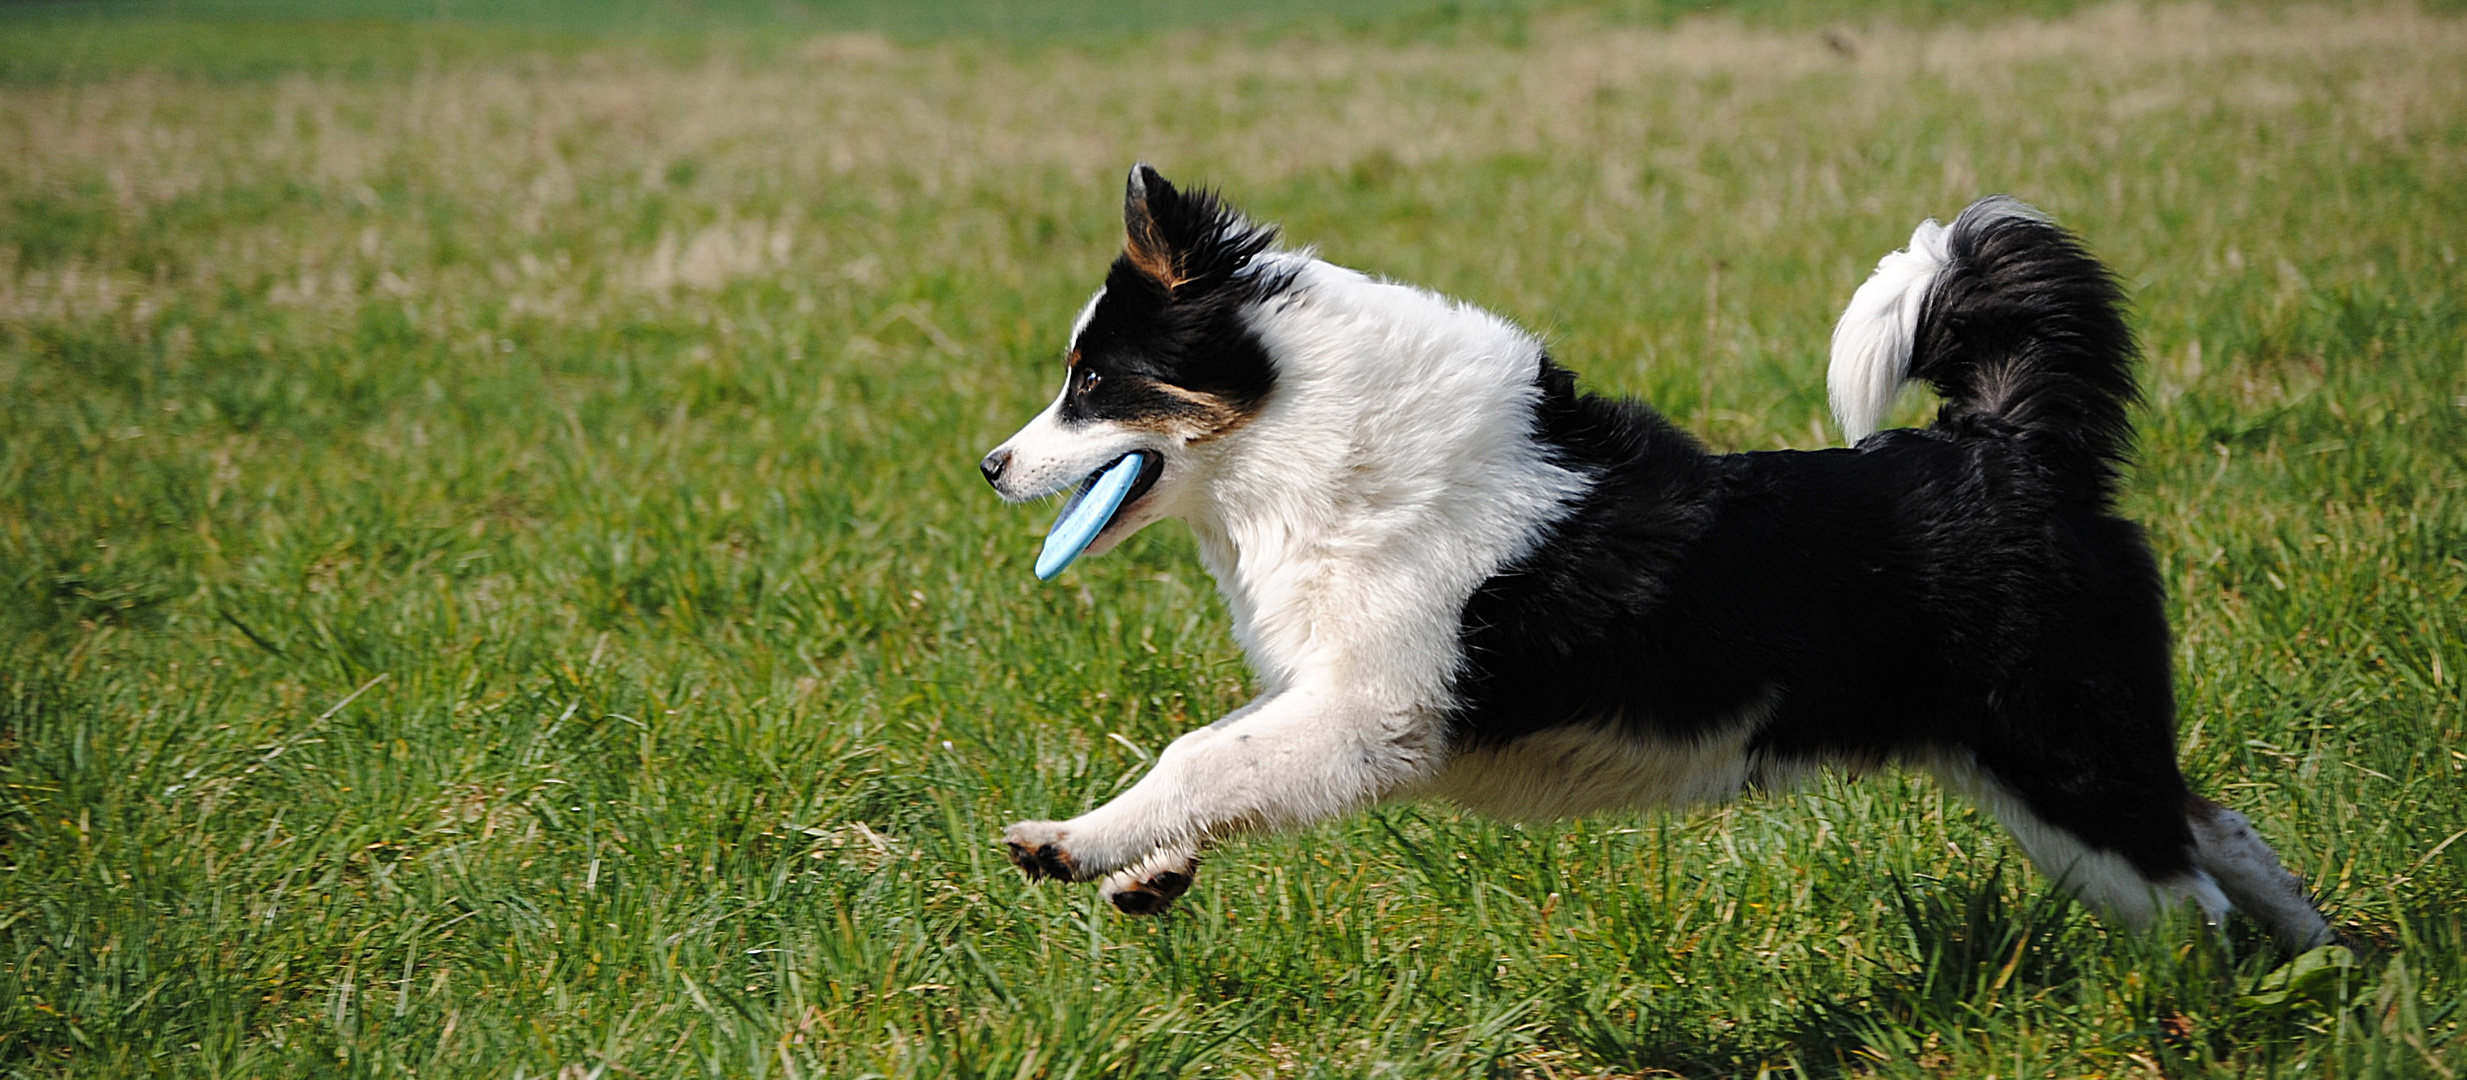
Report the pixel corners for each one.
[1178,256,1590,707]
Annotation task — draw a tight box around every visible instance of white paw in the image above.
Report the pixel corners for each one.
[1002,819,1093,881]
[1098,847,1201,915]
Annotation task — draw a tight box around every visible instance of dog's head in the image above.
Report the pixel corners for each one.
[980,165,1290,559]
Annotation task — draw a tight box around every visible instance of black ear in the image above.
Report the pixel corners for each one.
[1121,163,1276,298]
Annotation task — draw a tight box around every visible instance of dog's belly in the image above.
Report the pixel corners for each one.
[1425,723,1760,822]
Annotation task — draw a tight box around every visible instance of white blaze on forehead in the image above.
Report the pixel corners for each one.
[1067,286,1107,352]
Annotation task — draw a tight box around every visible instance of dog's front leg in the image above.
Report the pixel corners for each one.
[1005,686,1438,909]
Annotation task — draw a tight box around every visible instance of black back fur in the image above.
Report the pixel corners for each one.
[1452,200,2196,879]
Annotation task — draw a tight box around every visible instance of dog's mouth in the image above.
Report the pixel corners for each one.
[1034,451,1164,580]
[1064,451,1163,536]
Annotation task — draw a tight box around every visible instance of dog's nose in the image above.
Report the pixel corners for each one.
[980,449,1012,487]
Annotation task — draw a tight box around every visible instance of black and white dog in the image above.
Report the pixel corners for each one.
[980,165,2333,951]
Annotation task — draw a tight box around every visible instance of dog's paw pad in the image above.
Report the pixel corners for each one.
[1002,822,1081,882]
[1100,858,1197,915]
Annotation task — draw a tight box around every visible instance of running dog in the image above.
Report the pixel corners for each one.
[978,165,2333,951]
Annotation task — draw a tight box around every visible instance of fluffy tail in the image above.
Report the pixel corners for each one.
[1828,196,2141,501]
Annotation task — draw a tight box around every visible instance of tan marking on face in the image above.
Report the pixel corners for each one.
[1119,381,1252,442]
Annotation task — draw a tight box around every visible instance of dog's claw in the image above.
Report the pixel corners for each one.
[1003,822,1088,882]
[1006,821,1202,908]
[1100,846,1202,915]
[1006,840,1079,881]
[1104,868,1193,915]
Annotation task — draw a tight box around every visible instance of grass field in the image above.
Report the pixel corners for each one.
[3,1,2465,1075]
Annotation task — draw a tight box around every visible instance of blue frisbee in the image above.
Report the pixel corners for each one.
[1037,452,1152,580]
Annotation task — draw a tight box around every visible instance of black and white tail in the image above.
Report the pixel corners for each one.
[1829,196,2141,503]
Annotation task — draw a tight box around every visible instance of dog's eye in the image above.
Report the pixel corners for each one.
[1076,369,1102,395]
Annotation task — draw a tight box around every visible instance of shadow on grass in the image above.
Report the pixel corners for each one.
[1785,864,2089,1072]
[1548,863,2094,1077]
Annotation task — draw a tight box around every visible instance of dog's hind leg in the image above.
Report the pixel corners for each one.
[1934,755,2335,949]
[2185,796,2336,951]
[1932,757,2231,931]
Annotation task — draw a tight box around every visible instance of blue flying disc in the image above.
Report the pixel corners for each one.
[1037,452,1150,580]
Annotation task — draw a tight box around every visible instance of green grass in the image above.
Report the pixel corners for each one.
[0,0,2212,85]
[3,2,2464,1076]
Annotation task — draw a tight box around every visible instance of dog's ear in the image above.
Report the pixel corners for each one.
[1121,163,1277,299]
[1123,164,1188,291]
